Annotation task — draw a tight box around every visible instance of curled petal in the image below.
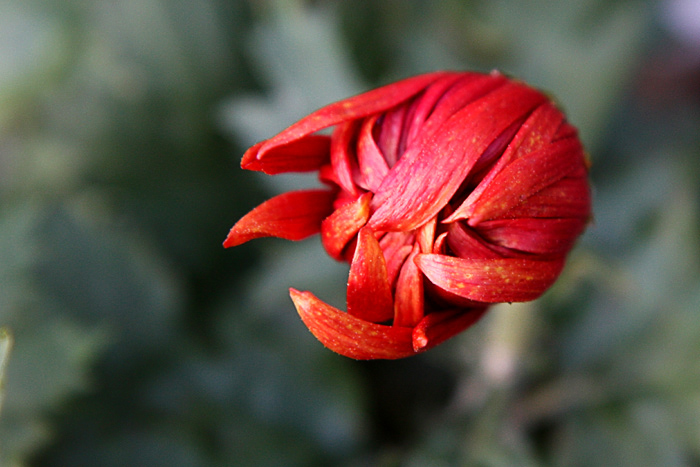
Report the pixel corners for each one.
[416,216,437,254]
[347,228,394,323]
[321,192,372,260]
[291,289,415,360]
[393,244,424,327]
[369,81,546,232]
[356,115,390,191]
[241,136,331,174]
[375,100,411,167]
[223,190,334,247]
[402,72,490,147]
[416,254,565,303]
[503,174,591,220]
[433,232,449,254]
[467,119,524,183]
[509,102,565,159]
[251,72,456,170]
[444,103,564,222]
[412,307,489,352]
[379,232,415,286]
[554,121,580,141]
[477,217,588,255]
[330,121,361,196]
[467,138,587,225]
[446,222,503,260]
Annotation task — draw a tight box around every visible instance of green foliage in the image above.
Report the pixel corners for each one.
[2,0,699,466]
[0,328,11,414]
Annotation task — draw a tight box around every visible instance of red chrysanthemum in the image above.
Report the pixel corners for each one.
[225,70,591,359]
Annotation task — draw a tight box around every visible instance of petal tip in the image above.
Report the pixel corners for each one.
[222,236,237,249]
[412,332,429,352]
[290,288,416,360]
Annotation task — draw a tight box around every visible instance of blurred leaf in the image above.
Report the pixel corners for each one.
[560,160,699,371]
[220,2,363,148]
[0,1,69,113]
[34,202,184,362]
[0,328,11,415]
[0,203,107,465]
[554,402,688,467]
[202,242,367,465]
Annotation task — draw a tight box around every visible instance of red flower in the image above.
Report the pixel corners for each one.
[224,71,591,359]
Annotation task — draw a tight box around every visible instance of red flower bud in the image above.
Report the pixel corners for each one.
[225,71,591,359]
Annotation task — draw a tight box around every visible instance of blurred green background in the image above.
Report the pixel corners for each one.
[1,0,700,465]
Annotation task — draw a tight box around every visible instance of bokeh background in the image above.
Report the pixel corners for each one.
[1,0,700,465]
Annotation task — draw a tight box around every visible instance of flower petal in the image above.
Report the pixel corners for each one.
[476,217,588,255]
[321,192,372,260]
[369,81,546,232]
[415,254,565,303]
[402,72,489,147]
[347,227,395,323]
[379,231,415,286]
[251,72,456,170]
[374,101,408,168]
[467,137,587,225]
[241,135,331,174]
[290,288,415,360]
[412,307,489,352]
[393,244,424,327]
[502,172,591,219]
[330,121,361,196]
[356,114,390,191]
[416,215,437,254]
[223,189,334,247]
[446,222,503,260]
[444,103,565,222]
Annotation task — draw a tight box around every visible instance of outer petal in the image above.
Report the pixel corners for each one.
[467,138,586,224]
[356,114,390,191]
[251,72,456,169]
[379,231,415,286]
[412,307,489,352]
[347,228,395,323]
[223,190,334,247]
[476,217,587,255]
[446,222,503,260]
[404,72,507,151]
[330,121,361,196]
[501,173,591,220]
[393,244,424,327]
[401,73,493,148]
[241,135,331,174]
[416,216,437,254]
[291,289,415,360]
[369,81,546,232]
[375,98,422,167]
[321,192,372,260]
[415,254,565,303]
[443,102,565,223]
